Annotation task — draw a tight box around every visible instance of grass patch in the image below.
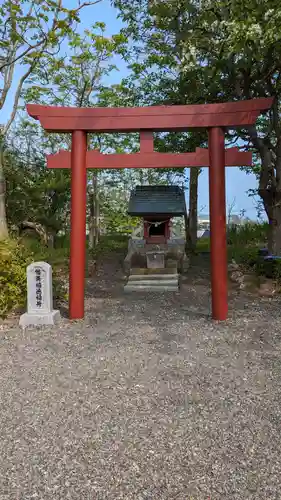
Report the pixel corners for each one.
[89,233,128,259]
[196,237,210,252]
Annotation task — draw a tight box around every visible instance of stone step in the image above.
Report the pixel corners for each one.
[124,284,178,292]
[128,279,178,287]
[130,267,177,275]
[128,274,179,281]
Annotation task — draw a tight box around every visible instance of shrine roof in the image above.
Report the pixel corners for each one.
[128,185,186,216]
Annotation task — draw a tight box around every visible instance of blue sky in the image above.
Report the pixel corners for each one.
[1,0,262,219]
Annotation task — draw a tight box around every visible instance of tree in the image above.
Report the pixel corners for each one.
[5,119,72,243]
[113,0,210,250]
[227,197,237,226]
[178,0,281,253]
[115,0,281,253]
[22,22,127,247]
[0,0,103,240]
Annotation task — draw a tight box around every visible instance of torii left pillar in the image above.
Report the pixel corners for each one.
[209,127,228,320]
[70,130,87,319]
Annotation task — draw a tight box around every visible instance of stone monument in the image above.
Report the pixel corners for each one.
[19,262,61,327]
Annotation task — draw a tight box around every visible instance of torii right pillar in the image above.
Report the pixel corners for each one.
[208,127,227,320]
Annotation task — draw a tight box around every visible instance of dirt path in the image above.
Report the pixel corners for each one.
[1,254,281,499]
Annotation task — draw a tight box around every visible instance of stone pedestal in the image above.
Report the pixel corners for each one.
[124,237,189,274]
[146,251,165,269]
[20,310,61,327]
[19,262,61,328]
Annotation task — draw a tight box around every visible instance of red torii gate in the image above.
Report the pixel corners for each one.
[27,97,273,321]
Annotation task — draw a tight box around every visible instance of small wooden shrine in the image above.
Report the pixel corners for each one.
[124,186,189,287]
[128,185,186,244]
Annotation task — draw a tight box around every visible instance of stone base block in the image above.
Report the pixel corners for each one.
[124,285,178,292]
[19,310,61,328]
[146,251,165,269]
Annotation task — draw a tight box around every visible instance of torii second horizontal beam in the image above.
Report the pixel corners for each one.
[47,147,252,169]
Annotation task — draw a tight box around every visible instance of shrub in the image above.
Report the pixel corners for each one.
[229,245,281,282]
[256,257,281,280]
[227,222,268,246]
[0,239,33,319]
[228,245,258,268]
[0,237,69,319]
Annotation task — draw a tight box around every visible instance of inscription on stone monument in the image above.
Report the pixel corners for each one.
[35,268,43,308]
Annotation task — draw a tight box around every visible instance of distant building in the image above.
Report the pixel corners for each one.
[198,213,244,230]
[228,214,241,225]
[198,214,210,230]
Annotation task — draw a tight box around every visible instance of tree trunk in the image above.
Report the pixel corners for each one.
[249,124,281,255]
[88,190,94,249]
[48,233,55,249]
[261,190,281,255]
[94,186,100,246]
[184,212,192,254]
[88,172,99,249]
[188,167,199,251]
[0,144,9,240]
[269,212,281,255]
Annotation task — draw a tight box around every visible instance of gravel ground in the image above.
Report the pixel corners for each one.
[1,254,281,499]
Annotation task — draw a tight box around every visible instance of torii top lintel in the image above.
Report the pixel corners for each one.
[26,97,274,133]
